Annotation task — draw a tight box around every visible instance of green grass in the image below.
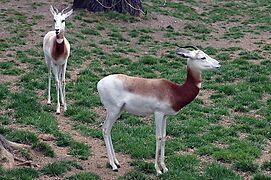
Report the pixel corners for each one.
[41,160,82,177]
[233,161,259,173]
[69,141,90,160]
[0,127,55,157]
[130,160,156,174]
[74,124,103,139]
[261,161,271,171]
[118,171,148,180]
[66,172,100,180]
[0,61,23,75]
[81,28,100,36]
[32,141,55,157]
[0,167,39,180]
[205,163,241,180]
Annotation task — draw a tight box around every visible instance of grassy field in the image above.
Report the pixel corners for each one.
[0,0,271,179]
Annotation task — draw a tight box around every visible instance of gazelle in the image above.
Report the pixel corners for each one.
[97,46,221,174]
[43,5,73,114]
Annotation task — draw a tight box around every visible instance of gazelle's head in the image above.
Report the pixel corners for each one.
[176,45,221,71]
[50,5,73,36]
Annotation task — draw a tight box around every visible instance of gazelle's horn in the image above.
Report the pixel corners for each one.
[52,5,59,14]
[61,5,72,14]
[176,45,198,50]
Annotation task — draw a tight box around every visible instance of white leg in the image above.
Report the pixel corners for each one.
[46,57,51,105]
[52,64,60,114]
[109,133,120,167]
[61,62,67,111]
[58,65,64,106]
[154,112,164,175]
[160,117,168,173]
[102,108,121,171]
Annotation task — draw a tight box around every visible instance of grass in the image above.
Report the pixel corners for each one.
[204,163,241,180]
[1,0,271,179]
[41,160,82,177]
[69,141,90,160]
[66,172,100,180]
[0,167,39,180]
[0,127,54,157]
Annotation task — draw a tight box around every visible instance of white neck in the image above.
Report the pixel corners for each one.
[56,38,64,43]
[186,60,202,89]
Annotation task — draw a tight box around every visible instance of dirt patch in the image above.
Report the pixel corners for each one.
[55,114,134,180]
[212,141,228,149]
[238,132,248,140]
[126,13,187,31]
[0,74,20,84]
[256,140,271,165]
[198,89,215,106]
[199,155,216,164]
[176,147,195,156]
[217,116,232,128]
[68,58,93,82]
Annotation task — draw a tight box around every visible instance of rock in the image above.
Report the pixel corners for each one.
[38,134,55,141]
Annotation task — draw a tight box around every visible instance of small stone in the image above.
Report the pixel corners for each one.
[38,134,55,141]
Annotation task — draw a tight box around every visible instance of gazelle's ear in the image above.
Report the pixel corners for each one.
[176,48,191,58]
[50,5,56,16]
[65,9,73,18]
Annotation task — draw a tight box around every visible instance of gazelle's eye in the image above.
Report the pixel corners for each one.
[61,20,65,23]
[201,57,206,60]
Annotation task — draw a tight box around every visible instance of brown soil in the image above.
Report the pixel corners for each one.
[217,116,232,128]
[53,114,134,180]
[197,89,215,106]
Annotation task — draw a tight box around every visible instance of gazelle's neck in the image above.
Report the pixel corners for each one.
[51,32,67,60]
[185,63,202,89]
[56,32,64,44]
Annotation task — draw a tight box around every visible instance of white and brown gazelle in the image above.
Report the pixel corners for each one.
[43,5,73,114]
[97,46,221,174]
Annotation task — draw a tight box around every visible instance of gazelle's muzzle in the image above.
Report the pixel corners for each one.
[55,29,60,34]
[211,59,221,69]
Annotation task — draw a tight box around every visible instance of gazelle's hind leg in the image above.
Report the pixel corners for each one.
[109,129,120,168]
[102,107,122,171]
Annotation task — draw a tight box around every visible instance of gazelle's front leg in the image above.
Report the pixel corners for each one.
[46,57,52,105]
[154,112,164,175]
[160,117,168,173]
[52,64,61,114]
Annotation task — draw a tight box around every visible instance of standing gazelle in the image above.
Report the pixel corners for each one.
[97,46,221,175]
[43,5,73,114]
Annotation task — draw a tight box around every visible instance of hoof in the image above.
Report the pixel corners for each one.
[156,170,162,176]
[116,164,121,168]
[163,167,168,173]
[56,111,60,115]
[113,169,118,172]
[47,102,51,105]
